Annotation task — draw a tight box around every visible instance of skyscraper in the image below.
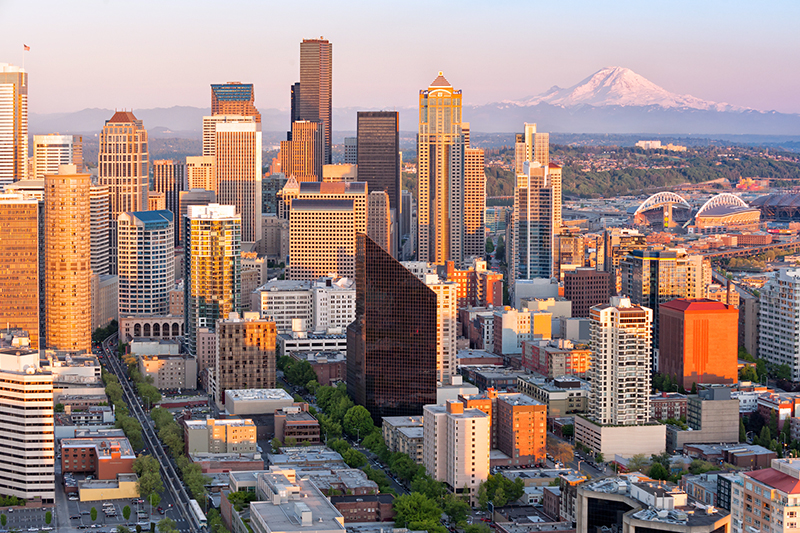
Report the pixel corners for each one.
[464,143,486,262]
[0,193,40,348]
[416,73,484,266]
[290,82,301,122]
[367,190,391,254]
[509,161,555,296]
[574,297,666,457]
[186,156,216,191]
[298,38,332,164]
[202,115,256,159]
[184,204,241,354]
[211,82,260,122]
[44,165,92,352]
[215,312,277,406]
[280,120,324,182]
[89,184,110,276]
[344,136,358,165]
[0,64,28,185]
[357,112,400,256]
[602,228,648,293]
[98,111,149,274]
[347,234,438,422]
[515,123,560,232]
[152,160,184,246]
[178,189,216,246]
[759,269,800,381]
[288,199,355,281]
[118,210,175,316]
[215,121,262,243]
[32,134,83,178]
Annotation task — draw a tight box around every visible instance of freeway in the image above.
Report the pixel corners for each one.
[101,334,203,533]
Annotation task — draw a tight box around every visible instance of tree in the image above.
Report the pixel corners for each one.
[306,380,319,395]
[547,437,573,465]
[286,360,317,388]
[343,405,375,440]
[157,517,179,533]
[412,472,446,500]
[123,505,132,520]
[228,490,257,511]
[595,452,604,464]
[689,459,720,474]
[485,237,495,255]
[690,382,698,394]
[495,236,505,262]
[626,454,650,473]
[740,418,747,443]
[648,462,670,480]
[465,524,492,533]
[561,424,574,438]
[134,454,160,476]
[775,364,793,381]
[740,365,758,382]
[393,492,443,528]
[1,515,6,527]
[116,527,133,533]
[342,449,367,468]
[390,453,419,481]
[138,471,164,502]
[756,359,767,380]
[55,403,65,413]
[91,507,98,521]
[442,493,471,524]
[45,511,52,524]
[493,486,508,507]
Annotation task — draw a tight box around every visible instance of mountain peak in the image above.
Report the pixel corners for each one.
[511,67,744,111]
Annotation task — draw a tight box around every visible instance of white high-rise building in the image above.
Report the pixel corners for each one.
[117,210,175,316]
[202,115,256,158]
[0,348,55,502]
[0,64,27,186]
[33,134,83,178]
[90,184,110,276]
[760,269,800,380]
[215,121,262,243]
[423,400,489,504]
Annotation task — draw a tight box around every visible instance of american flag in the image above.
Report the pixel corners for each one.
[23,44,30,51]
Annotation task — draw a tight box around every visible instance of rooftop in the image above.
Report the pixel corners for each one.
[660,298,736,312]
[62,434,135,459]
[226,389,294,402]
[748,468,800,494]
[249,476,345,533]
[382,416,423,428]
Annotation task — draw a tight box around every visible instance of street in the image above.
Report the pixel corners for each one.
[100,335,199,533]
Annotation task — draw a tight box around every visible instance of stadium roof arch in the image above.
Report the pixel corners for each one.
[633,191,691,215]
[696,193,749,217]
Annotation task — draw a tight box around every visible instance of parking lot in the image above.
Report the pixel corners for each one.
[0,506,54,532]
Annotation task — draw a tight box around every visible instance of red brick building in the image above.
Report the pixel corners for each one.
[659,299,739,390]
[330,494,395,523]
[521,339,591,379]
[275,404,321,444]
[563,268,611,318]
[650,392,688,421]
[61,431,136,479]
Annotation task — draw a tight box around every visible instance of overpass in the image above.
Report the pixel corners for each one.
[702,239,800,260]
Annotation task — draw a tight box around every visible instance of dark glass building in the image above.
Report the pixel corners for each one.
[263,175,288,215]
[211,82,261,122]
[347,234,437,423]
[357,111,400,256]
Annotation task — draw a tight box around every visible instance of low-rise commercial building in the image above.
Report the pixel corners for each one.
[224,388,295,416]
[184,418,258,454]
[330,494,395,523]
[275,404,321,445]
[666,387,741,453]
[77,473,139,502]
[651,392,688,421]
[138,351,198,390]
[517,375,590,418]
[61,429,136,479]
[290,351,346,386]
[521,339,591,379]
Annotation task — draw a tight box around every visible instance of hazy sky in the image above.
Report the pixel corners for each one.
[2,0,799,115]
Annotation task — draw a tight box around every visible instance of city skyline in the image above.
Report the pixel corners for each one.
[1,1,799,115]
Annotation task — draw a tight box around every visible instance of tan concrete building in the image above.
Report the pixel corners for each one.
[215,121,262,243]
[280,120,324,182]
[186,155,216,191]
[138,352,198,391]
[98,111,149,274]
[147,191,165,211]
[367,190,391,253]
[44,165,92,352]
[289,199,355,281]
[215,312,277,407]
[91,274,118,331]
[195,327,217,376]
[0,348,55,502]
[0,193,40,348]
[202,115,255,160]
[260,214,289,259]
[423,401,489,504]
[241,269,260,312]
[322,163,357,183]
[184,418,257,454]
[382,416,423,453]
[464,144,486,261]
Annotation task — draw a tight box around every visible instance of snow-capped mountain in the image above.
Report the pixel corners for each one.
[505,66,744,112]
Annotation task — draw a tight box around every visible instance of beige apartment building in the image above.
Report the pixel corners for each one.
[0,349,55,502]
[184,418,257,454]
[138,353,198,390]
[44,165,92,352]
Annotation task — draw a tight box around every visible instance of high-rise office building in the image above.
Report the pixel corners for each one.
[0,64,28,185]
[32,134,82,178]
[0,193,40,348]
[118,211,175,316]
[564,268,611,318]
[288,199,355,281]
[423,401,490,504]
[262,174,288,215]
[344,136,358,165]
[214,312,277,407]
[621,247,690,366]
[417,73,484,266]
[184,204,241,354]
[0,349,54,503]
[574,297,665,457]
[347,234,437,422]
[152,160,184,246]
[280,120,324,182]
[98,111,149,274]
[178,189,216,246]
[367,190,391,254]
[660,298,738,390]
[44,165,92,352]
[760,269,800,381]
[357,111,400,254]
[290,82,301,123]
[89,183,111,276]
[298,38,332,164]
[509,161,554,296]
[464,144,486,262]
[215,121,262,243]
[186,156,216,191]
[148,191,166,211]
[202,115,256,159]
[279,181,368,234]
[211,82,261,122]
[602,228,647,293]
[514,123,560,232]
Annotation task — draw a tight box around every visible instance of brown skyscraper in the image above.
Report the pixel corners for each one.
[215,313,277,406]
[44,165,92,352]
[347,234,437,423]
[298,38,332,164]
[0,194,40,348]
[357,111,400,256]
[98,111,149,274]
[152,160,184,247]
[564,268,612,318]
[211,82,261,122]
[280,120,324,182]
